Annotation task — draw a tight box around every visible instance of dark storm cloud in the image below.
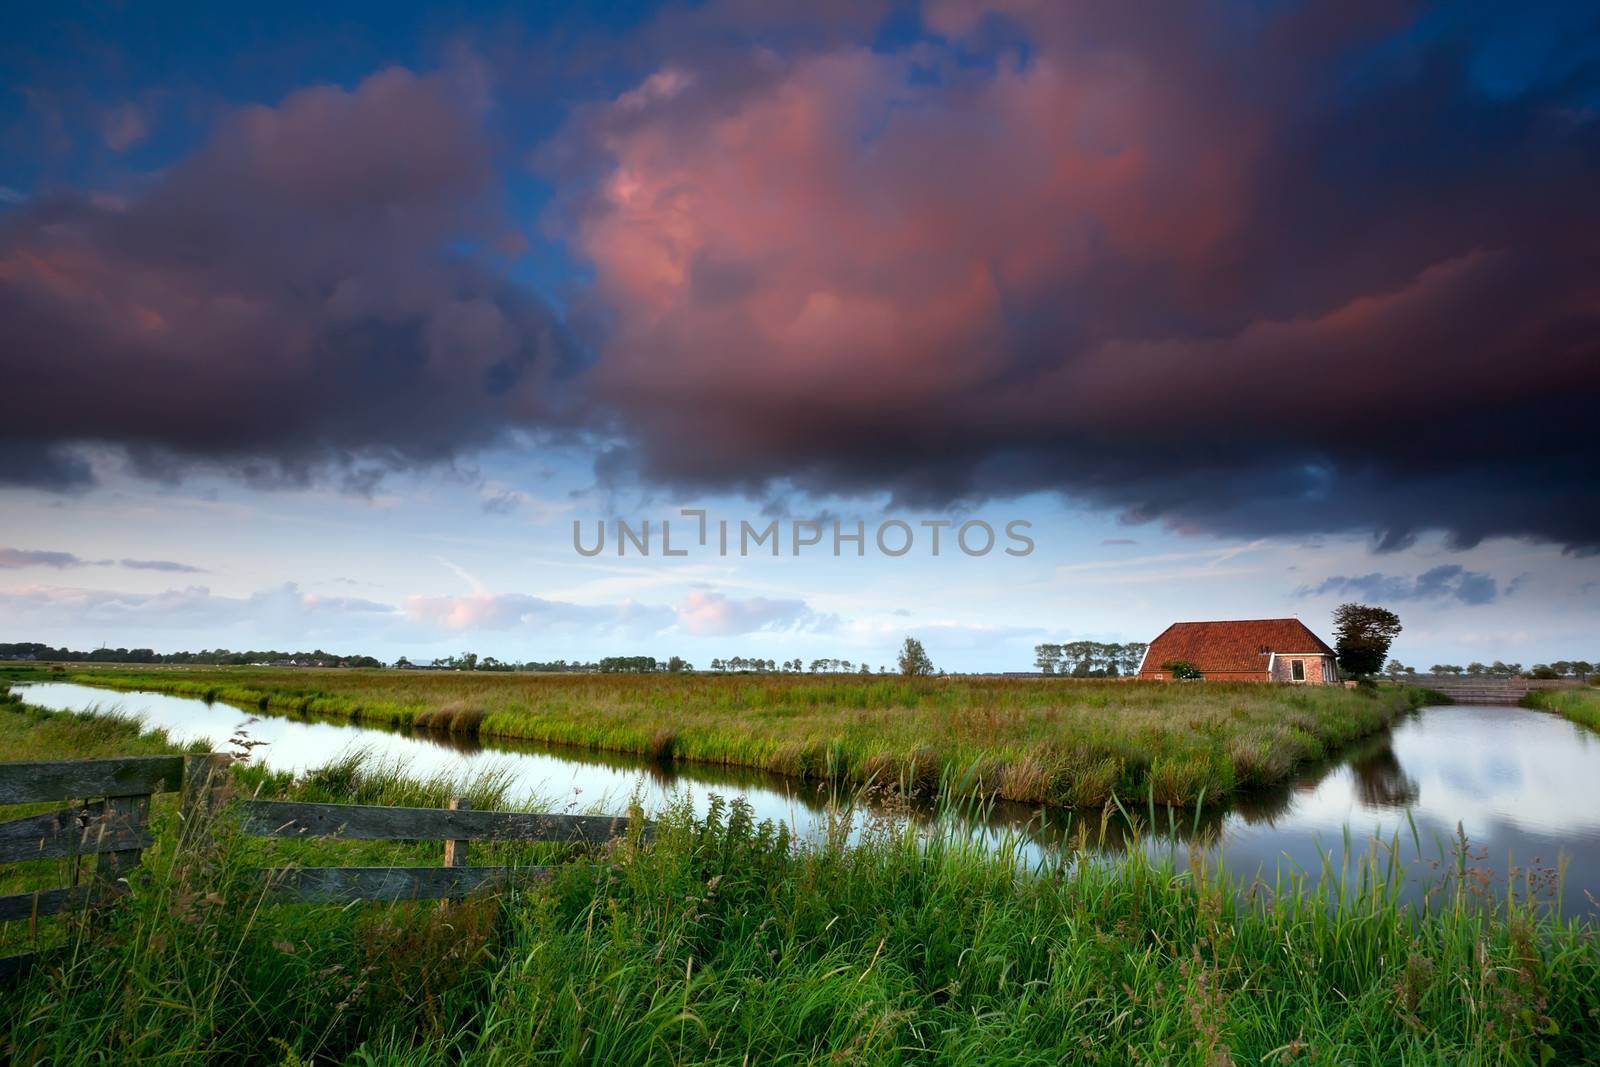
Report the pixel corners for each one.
[553,0,1600,553]
[2,3,1597,554]
[0,443,94,490]
[1298,565,1501,605]
[0,66,578,492]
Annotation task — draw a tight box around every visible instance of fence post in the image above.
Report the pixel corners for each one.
[444,797,470,868]
[94,793,150,893]
[179,754,232,852]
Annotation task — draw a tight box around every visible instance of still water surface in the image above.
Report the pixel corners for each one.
[18,682,1600,916]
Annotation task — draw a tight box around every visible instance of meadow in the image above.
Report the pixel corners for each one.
[28,666,1437,807]
[1,687,1597,1065]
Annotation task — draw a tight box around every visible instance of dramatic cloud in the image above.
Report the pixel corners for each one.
[551,1,1600,552]
[673,589,830,637]
[2,4,1596,555]
[1298,564,1501,606]
[0,66,576,491]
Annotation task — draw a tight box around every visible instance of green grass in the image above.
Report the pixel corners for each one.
[40,666,1435,807]
[1522,687,1600,732]
[0,692,1597,1064]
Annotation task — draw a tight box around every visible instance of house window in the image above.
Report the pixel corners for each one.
[1291,660,1305,682]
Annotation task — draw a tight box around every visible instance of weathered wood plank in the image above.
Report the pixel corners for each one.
[0,800,153,864]
[0,756,185,805]
[180,754,233,815]
[0,885,95,923]
[94,794,150,888]
[261,865,550,904]
[177,754,233,851]
[240,801,634,844]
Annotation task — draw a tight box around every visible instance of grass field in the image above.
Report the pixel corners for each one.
[1,689,1597,1065]
[1523,686,1600,732]
[23,666,1437,807]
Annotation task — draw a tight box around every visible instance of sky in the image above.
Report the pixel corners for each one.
[1,0,1597,671]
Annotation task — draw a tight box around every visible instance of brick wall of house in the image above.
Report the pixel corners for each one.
[1270,655,1336,684]
[1145,669,1272,681]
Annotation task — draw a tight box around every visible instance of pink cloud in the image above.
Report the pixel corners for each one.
[674,589,828,637]
[542,4,1600,549]
[567,35,1258,418]
[401,592,674,633]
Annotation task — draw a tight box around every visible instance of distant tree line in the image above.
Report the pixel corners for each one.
[706,658,891,674]
[1032,642,1149,676]
[710,657,781,672]
[415,653,693,673]
[0,642,382,668]
[423,653,517,671]
[418,638,937,677]
[1417,661,1595,679]
[401,651,914,674]
[597,656,693,673]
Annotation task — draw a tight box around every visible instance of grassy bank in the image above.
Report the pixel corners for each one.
[34,666,1433,807]
[1522,687,1600,732]
[1,692,1596,1064]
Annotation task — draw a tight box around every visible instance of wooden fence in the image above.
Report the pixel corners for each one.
[0,754,638,977]
[0,754,190,979]
[242,798,634,903]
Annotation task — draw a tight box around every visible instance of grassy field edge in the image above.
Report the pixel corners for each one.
[15,666,1438,809]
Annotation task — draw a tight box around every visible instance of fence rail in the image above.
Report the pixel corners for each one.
[0,755,185,806]
[261,864,551,904]
[0,885,95,925]
[0,800,153,864]
[0,754,638,978]
[239,800,630,845]
[0,754,189,980]
[240,796,635,903]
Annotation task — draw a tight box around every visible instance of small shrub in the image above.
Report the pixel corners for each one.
[1163,660,1204,681]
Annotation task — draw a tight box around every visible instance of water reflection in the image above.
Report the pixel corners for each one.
[1348,742,1421,809]
[14,683,1600,917]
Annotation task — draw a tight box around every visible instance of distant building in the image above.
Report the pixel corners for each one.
[1138,618,1340,683]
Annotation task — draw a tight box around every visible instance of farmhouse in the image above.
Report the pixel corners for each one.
[1137,618,1341,683]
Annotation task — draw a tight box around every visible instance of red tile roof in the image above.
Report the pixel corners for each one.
[1140,618,1336,675]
